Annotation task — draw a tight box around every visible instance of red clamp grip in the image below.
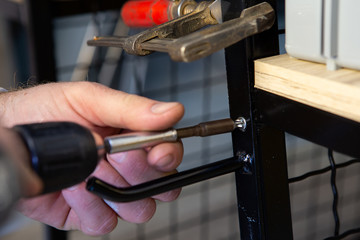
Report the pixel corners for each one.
[121,0,171,28]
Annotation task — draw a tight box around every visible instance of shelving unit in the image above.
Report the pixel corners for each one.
[248,54,360,239]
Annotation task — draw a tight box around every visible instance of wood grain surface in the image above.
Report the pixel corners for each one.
[255,54,360,122]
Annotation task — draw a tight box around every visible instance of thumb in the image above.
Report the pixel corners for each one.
[63,82,185,131]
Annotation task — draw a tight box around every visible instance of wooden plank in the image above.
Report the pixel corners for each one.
[255,54,360,122]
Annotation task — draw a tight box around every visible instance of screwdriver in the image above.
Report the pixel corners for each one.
[12,122,100,194]
[10,118,244,195]
[104,118,246,154]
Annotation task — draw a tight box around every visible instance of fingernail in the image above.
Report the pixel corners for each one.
[108,152,127,163]
[151,102,178,114]
[66,184,81,192]
[104,200,120,213]
[157,154,173,168]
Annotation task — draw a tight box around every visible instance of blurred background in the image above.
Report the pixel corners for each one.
[1,0,360,239]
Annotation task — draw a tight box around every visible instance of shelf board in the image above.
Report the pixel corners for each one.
[255,54,360,123]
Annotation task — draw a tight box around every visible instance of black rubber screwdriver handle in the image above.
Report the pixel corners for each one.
[13,122,99,194]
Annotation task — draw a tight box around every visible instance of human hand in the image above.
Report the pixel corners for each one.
[0,81,184,235]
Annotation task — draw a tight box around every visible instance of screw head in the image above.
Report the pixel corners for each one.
[242,154,252,163]
[237,151,251,162]
[235,117,247,132]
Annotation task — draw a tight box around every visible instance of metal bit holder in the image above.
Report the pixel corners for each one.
[104,118,237,154]
[87,2,275,62]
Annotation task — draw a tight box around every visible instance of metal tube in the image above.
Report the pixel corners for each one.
[104,130,178,154]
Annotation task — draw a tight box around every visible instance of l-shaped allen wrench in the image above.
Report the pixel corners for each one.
[86,118,249,202]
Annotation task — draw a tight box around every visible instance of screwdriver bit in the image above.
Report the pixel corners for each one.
[104,118,245,154]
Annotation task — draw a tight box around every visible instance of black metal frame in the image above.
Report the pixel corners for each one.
[224,0,293,238]
[256,90,360,158]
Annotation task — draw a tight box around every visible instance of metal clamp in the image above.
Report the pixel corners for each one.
[87,2,275,62]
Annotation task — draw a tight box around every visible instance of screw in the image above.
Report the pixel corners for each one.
[236,151,253,174]
[235,117,247,132]
[237,151,251,163]
[242,154,252,163]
